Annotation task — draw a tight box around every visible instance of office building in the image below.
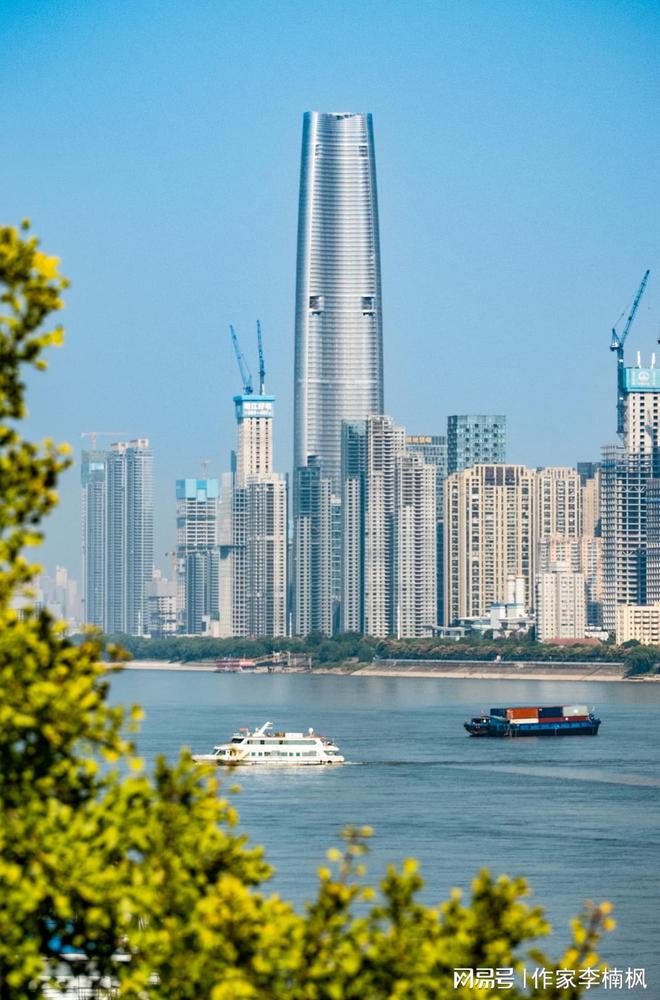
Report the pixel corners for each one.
[221,394,287,638]
[447,415,506,474]
[294,457,333,636]
[444,464,535,624]
[176,478,219,634]
[81,440,153,636]
[536,563,587,642]
[341,416,436,637]
[406,435,447,625]
[293,111,384,498]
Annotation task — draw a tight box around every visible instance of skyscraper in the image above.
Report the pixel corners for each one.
[341,416,436,637]
[294,457,333,636]
[107,440,153,636]
[293,111,384,497]
[176,478,219,634]
[406,435,447,625]
[81,439,153,636]
[601,356,660,633]
[220,393,287,638]
[444,464,535,624]
[447,415,506,474]
[81,450,108,629]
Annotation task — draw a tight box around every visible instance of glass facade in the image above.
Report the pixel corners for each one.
[294,112,384,499]
[447,415,506,475]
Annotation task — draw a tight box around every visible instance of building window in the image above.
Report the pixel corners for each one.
[361,296,374,314]
[309,295,324,313]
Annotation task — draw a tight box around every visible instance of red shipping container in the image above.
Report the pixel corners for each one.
[507,707,539,720]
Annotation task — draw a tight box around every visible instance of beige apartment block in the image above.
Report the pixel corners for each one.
[615,604,660,645]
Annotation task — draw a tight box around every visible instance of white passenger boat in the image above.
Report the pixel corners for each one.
[192,721,344,766]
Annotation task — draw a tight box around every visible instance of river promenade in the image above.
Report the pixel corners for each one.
[115,658,659,682]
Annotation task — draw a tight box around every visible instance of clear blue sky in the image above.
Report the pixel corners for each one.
[2,0,658,576]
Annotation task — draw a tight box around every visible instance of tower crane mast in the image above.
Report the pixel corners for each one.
[81,431,133,450]
[257,319,266,394]
[230,325,253,395]
[610,270,650,437]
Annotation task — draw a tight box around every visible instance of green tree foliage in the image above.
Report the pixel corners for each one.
[0,224,614,998]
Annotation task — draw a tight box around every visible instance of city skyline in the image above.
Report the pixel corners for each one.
[2,2,658,574]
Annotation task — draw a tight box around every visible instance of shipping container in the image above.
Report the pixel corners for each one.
[562,704,589,716]
[507,707,540,720]
[539,706,563,719]
[509,718,539,725]
[490,708,507,717]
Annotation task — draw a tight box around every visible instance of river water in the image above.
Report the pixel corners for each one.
[110,670,660,991]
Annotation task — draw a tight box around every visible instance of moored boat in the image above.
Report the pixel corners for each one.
[464,705,601,737]
[193,721,345,765]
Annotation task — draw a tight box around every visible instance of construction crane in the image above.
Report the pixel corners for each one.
[81,431,133,450]
[229,325,253,395]
[610,270,650,437]
[256,320,266,394]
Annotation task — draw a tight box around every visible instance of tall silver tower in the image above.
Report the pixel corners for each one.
[294,111,384,496]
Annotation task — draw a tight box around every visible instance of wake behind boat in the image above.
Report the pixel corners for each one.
[193,721,345,765]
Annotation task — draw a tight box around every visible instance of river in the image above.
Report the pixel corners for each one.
[110,670,660,992]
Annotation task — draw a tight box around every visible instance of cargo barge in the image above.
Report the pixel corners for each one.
[464,704,601,737]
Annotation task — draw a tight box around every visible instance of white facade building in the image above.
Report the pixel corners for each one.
[341,415,436,638]
[536,563,587,642]
[220,395,287,638]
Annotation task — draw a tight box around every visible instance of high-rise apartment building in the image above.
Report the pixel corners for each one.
[535,467,581,540]
[220,393,287,637]
[294,457,333,636]
[176,478,219,634]
[601,360,660,633]
[341,416,436,637]
[578,464,603,628]
[445,463,590,626]
[536,563,587,642]
[394,450,437,637]
[601,446,651,631]
[293,111,384,498]
[444,464,535,624]
[81,449,108,629]
[81,439,153,636]
[447,415,506,474]
[406,435,447,625]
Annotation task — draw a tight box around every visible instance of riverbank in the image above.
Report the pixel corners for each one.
[354,659,631,681]
[114,658,660,681]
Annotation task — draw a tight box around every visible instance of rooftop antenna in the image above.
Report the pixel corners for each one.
[257,319,266,394]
